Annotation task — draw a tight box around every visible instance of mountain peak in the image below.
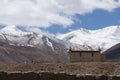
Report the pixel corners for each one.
[109,26,120,33]
[93,26,120,37]
[96,26,120,32]
[57,25,120,52]
[0,25,27,35]
[107,25,120,29]
[78,28,90,34]
[2,25,20,31]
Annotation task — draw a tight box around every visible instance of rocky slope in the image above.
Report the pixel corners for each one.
[0,25,69,65]
[103,43,120,60]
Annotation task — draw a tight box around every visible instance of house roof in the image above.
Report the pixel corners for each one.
[69,49,100,52]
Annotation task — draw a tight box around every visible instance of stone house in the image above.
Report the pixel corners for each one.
[69,49,105,62]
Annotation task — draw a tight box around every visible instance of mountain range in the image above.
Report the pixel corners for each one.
[0,25,69,65]
[0,25,120,65]
[57,26,120,52]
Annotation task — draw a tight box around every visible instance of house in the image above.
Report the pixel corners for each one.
[69,48,105,62]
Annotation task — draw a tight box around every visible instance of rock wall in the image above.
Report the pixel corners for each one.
[0,72,120,80]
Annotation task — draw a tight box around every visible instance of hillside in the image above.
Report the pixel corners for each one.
[103,43,120,60]
[0,25,69,65]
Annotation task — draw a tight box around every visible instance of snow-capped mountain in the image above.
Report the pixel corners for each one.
[0,25,69,65]
[0,25,66,47]
[57,26,120,52]
[0,25,30,36]
[0,25,120,65]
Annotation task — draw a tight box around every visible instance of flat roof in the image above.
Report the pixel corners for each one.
[69,50,100,53]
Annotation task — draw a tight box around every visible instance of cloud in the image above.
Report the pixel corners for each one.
[0,0,120,28]
[25,26,55,37]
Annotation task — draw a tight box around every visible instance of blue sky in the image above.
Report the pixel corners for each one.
[41,7,120,34]
[0,0,120,34]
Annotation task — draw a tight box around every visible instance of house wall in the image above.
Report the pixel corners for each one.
[70,51,103,62]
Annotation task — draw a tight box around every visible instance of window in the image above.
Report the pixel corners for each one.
[91,53,94,57]
[79,53,82,57]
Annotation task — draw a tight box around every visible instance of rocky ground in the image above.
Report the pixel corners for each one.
[0,71,120,80]
[1,62,120,75]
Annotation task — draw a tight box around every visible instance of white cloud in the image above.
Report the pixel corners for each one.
[25,26,55,37]
[0,0,120,28]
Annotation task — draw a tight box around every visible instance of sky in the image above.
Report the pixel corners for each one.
[0,0,120,34]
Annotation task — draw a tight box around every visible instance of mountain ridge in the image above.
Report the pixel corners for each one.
[57,26,120,52]
[0,25,119,65]
[0,25,69,65]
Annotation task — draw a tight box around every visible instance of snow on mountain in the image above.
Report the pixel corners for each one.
[0,25,68,53]
[1,25,120,53]
[0,25,30,36]
[0,25,120,64]
[57,26,120,52]
[0,25,69,64]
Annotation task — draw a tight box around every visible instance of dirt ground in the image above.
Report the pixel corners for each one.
[0,62,120,75]
[1,62,120,75]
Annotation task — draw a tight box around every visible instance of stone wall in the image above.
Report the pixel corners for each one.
[0,72,120,80]
[69,51,103,62]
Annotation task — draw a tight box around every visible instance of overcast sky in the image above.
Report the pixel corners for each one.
[0,0,120,34]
